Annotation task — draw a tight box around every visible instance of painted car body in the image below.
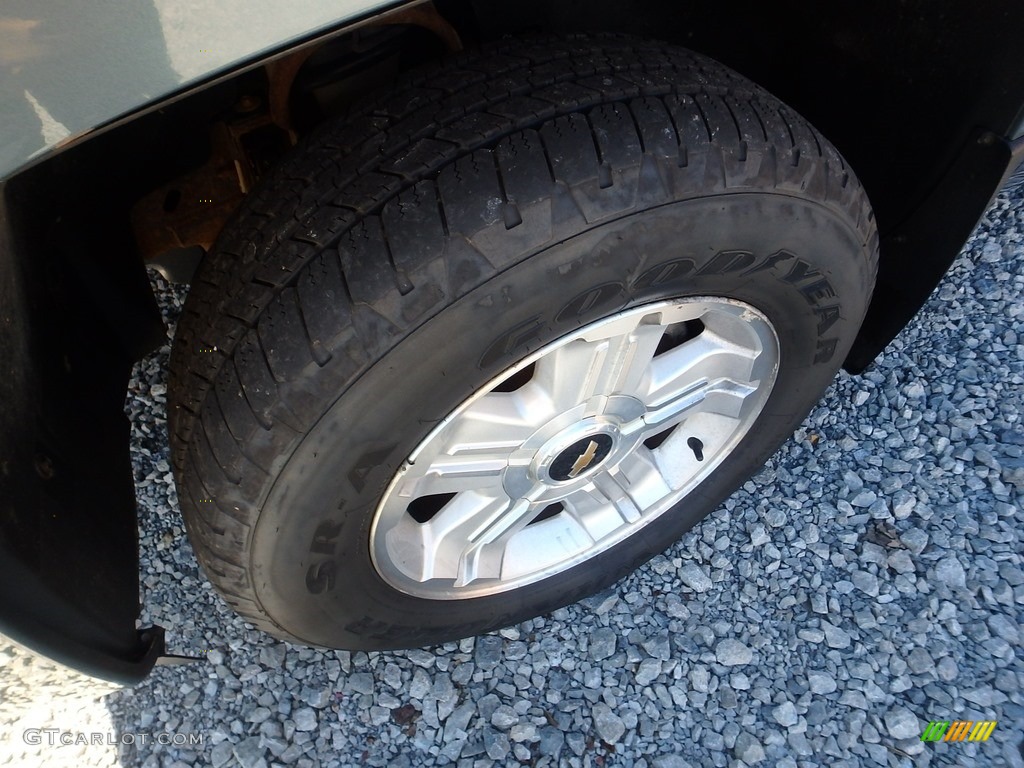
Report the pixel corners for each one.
[0,0,394,180]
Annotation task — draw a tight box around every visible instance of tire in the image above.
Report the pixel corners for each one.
[168,35,877,649]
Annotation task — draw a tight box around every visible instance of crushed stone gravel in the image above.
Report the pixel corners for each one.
[2,189,1023,768]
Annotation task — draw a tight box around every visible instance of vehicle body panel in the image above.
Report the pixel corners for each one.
[0,0,395,180]
[0,179,166,684]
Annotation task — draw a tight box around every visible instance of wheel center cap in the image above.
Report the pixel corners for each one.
[548,434,614,481]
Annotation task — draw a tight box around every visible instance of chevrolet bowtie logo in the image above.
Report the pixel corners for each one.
[568,440,600,478]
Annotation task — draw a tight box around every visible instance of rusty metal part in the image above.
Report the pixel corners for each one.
[265,1,461,135]
[266,47,318,138]
[235,94,263,114]
[371,2,463,52]
[131,117,274,260]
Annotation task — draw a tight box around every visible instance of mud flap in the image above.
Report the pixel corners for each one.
[0,183,167,683]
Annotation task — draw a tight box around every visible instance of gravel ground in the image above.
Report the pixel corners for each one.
[2,188,1022,768]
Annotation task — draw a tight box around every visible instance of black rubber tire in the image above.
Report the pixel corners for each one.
[168,35,878,649]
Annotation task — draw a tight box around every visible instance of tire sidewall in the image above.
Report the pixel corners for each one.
[251,193,871,648]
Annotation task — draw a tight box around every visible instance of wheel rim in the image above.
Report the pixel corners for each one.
[370,297,780,600]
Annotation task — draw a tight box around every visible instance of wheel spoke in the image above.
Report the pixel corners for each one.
[646,330,760,405]
[591,468,643,524]
[445,390,547,447]
[564,449,672,539]
[622,330,763,437]
[533,320,665,411]
[631,377,758,437]
[399,457,504,496]
[452,497,538,586]
[395,488,547,586]
[386,491,503,581]
[562,479,634,542]
[401,391,541,496]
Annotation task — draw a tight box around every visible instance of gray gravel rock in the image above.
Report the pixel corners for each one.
[406,649,434,667]
[653,756,694,768]
[989,613,1020,643]
[258,645,286,669]
[962,686,1006,707]
[490,705,517,730]
[679,563,712,592]
[644,629,672,660]
[808,671,837,694]
[934,555,967,588]
[936,656,959,681]
[484,730,509,760]
[444,702,474,740]
[292,708,317,732]
[348,672,374,695]
[232,736,265,768]
[592,702,626,744]
[210,741,234,767]
[636,657,662,686]
[906,648,934,675]
[474,635,502,670]
[409,668,430,700]
[509,722,536,743]
[899,528,929,555]
[537,726,564,757]
[851,570,879,597]
[589,627,617,660]
[772,701,798,727]
[883,707,920,740]
[821,621,852,649]
[715,639,753,666]
[245,706,272,723]
[733,731,765,764]
[690,665,710,692]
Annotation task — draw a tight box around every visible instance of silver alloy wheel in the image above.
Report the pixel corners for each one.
[370,297,780,599]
